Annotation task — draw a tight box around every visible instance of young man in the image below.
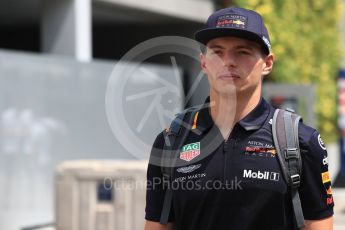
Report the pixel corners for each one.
[145,7,334,230]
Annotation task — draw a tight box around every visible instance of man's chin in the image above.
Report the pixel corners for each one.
[216,85,238,97]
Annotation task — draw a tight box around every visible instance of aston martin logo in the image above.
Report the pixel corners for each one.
[176,164,202,173]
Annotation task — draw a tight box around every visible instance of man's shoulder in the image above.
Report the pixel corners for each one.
[267,107,317,146]
[267,108,322,150]
[152,131,165,150]
[297,121,328,161]
[152,106,201,149]
[297,120,320,147]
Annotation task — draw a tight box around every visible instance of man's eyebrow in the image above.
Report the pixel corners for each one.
[208,44,256,50]
[208,45,225,49]
[235,45,254,50]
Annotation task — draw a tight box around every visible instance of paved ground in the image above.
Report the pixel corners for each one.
[0,144,345,230]
[334,189,345,230]
[20,190,345,230]
[319,144,345,229]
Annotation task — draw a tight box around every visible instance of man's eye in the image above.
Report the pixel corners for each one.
[212,50,223,55]
[238,50,250,55]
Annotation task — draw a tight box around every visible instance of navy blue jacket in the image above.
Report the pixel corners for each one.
[145,97,334,230]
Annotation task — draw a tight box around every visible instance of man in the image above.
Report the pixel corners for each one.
[145,6,334,230]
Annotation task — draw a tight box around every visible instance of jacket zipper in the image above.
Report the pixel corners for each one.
[223,138,236,185]
[223,139,229,184]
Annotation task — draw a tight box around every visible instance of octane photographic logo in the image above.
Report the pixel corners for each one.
[105,36,237,167]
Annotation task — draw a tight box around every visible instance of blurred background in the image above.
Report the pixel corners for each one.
[0,0,344,229]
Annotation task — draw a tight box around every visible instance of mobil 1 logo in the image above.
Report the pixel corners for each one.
[243,169,280,182]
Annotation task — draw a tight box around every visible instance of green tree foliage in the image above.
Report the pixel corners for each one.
[233,0,341,142]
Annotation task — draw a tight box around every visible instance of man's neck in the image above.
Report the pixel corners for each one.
[209,89,261,139]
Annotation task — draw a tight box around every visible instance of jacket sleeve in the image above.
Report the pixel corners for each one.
[145,131,175,222]
[298,128,334,220]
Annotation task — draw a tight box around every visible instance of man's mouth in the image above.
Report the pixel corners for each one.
[218,73,240,80]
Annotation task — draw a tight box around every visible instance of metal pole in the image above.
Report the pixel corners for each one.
[21,223,55,230]
[335,69,345,187]
[213,0,233,10]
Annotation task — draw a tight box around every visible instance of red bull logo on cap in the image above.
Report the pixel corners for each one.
[216,14,247,29]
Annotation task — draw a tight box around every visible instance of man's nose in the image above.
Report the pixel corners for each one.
[222,52,237,68]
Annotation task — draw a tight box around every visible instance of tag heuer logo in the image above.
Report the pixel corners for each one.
[180,142,200,162]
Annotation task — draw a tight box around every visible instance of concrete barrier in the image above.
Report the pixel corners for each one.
[55,160,148,230]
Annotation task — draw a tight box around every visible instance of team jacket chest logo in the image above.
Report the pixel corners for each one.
[245,146,276,157]
[245,141,276,158]
[180,142,200,162]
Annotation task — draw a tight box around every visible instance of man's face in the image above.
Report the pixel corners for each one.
[200,36,273,97]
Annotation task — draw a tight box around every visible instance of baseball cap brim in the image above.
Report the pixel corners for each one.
[195,28,270,54]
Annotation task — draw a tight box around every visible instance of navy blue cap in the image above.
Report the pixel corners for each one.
[195,7,271,54]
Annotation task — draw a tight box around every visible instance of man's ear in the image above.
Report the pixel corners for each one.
[262,53,274,76]
[200,52,207,74]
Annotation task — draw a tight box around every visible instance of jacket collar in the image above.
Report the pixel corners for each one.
[196,96,271,133]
